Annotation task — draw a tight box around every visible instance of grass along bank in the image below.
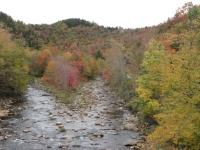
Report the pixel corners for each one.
[32,77,72,104]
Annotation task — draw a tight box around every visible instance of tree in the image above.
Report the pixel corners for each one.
[0,30,29,95]
[136,39,166,117]
[55,57,79,89]
[82,56,99,79]
[42,60,57,85]
[137,5,200,148]
[103,40,135,100]
[148,44,200,150]
[95,49,104,60]
[29,49,52,77]
[147,6,200,148]
[43,56,79,90]
[104,40,126,87]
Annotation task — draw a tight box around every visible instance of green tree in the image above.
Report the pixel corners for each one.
[95,49,104,60]
[136,39,166,116]
[0,30,29,95]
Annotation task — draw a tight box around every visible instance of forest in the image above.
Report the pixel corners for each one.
[0,2,200,149]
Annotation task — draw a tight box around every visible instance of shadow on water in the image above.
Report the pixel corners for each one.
[0,95,26,120]
[11,95,27,106]
[106,109,124,119]
[107,109,124,116]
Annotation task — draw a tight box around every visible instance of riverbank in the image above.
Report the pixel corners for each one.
[0,95,24,119]
[0,98,11,119]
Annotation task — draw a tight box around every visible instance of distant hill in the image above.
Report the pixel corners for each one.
[0,10,162,80]
[59,18,98,27]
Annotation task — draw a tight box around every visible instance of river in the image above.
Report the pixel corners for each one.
[0,80,143,149]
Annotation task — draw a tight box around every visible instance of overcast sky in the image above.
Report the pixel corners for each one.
[0,0,199,29]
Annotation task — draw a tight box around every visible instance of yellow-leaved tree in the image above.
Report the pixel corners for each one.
[136,4,200,149]
[148,45,200,149]
[136,39,166,117]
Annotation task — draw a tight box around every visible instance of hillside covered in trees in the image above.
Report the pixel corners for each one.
[0,2,200,149]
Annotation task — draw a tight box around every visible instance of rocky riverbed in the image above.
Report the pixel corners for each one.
[0,79,146,149]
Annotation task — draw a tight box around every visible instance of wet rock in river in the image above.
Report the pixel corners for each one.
[130,146,140,149]
[87,114,92,117]
[22,105,28,109]
[94,115,100,118]
[93,132,104,138]
[132,127,140,132]
[23,130,30,133]
[42,94,50,96]
[47,145,52,148]
[73,129,78,132]
[91,142,99,145]
[66,120,72,123]
[60,136,67,139]
[136,143,144,148]
[0,110,9,118]
[131,136,137,139]
[0,136,4,141]
[32,135,42,140]
[22,117,28,122]
[112,132,118,135]
[56,122,62,125]
[124,141,138,146]
[67,112,73,116]
[123,122,138,130]
[49,117,56,120]
[58,125,64,128]
[66,137,73,142]
[95,122,101,126]
[5,133,12,138]
[103,107,108,110]
[72,144,81,147]
[100,122,106,126]
[58,110,63,114]
[0,128,4,134]
[58,144,68,148]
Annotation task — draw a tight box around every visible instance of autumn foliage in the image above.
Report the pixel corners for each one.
[43,56,79,90]
[136,4,200,149]
[38,50,100,91]
[0,30,29,95]
[0,2,200,149]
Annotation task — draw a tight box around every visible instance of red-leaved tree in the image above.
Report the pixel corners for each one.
[54,56,79,90]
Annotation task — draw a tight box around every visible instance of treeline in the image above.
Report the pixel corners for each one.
[28,48,101,87]
[0,10,159,99]
[134,2,200,149]
[0,12,115,51]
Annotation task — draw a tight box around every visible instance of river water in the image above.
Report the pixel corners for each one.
[0,82,141,150]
